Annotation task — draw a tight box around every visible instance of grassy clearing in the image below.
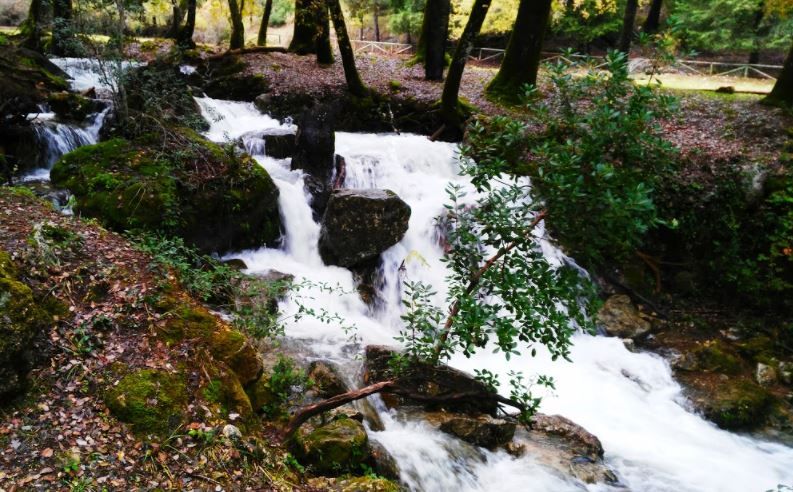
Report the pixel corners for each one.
[632,73,774,94]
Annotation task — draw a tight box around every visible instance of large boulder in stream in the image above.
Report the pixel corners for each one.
[292,417,372,475]
[51,128,281,254]
[319,190,411,268]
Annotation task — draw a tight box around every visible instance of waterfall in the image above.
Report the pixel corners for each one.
[196,97,793,492]
[50,57,142,95]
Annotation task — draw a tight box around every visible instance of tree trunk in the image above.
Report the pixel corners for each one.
[51,0,74,56]
[748,1,766,65]
[373,5,380,42]
[440,0,491,133]
[328,0,367,96]
[177,0,197,48]
[229,0,245,49]
[642,0,663,33]
[257,0,273,45]
[167,0,188,38]
[485,0,552,101]
[289,0,331,57]
[618,0,638,53]
[315,0,333,64]
[422,0,451,81]
[21,0,44,52]
[764,40,793,107]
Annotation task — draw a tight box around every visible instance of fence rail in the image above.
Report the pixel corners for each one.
[346,40,783,80]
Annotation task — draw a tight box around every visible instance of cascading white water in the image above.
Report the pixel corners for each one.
[196,97,793,492]
[50,57,142,94]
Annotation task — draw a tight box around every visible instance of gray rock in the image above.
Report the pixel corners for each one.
[597,294,651,339]
[757,363,778,387]
[318,190,411,268]
[263,133,296,159]
[222,424,242,440]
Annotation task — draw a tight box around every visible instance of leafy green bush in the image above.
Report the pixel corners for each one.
[466,51,678,267]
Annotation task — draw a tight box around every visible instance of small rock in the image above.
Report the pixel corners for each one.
[756,363,777,386]
[715,86,735,94]
[597,295,651,339]
[254,93,272,111]
[433,413,516,449]
[622,338,636,352]
[779,362,792,386]
[308,360,349,398]
[222,424,242,441]
[223,258,248,270]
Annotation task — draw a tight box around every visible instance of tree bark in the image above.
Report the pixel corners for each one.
[765,39,793,107]
[373,5,381,42]
[618,0,638,53]
[642,0,663,33]
[177,0,197,48]
[229,0,246,49]
[422,0,451,81]
[440,0,491,132]
[328,0,367,96]
[21,0,44,51]
[485,0,552,101]
[315,0,334,64]
[257,0,273,46]
[51,0,74,56]
[289,0,332,58]
[748,1,766,65]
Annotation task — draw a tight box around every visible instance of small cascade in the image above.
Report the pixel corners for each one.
[195,96,793,492]
[50,57,142,95]
[21,106,110,181]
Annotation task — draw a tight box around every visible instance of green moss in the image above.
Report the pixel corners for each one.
[692,340,743,374]
[51,129,281,254]
[294,418,370,475]
[247,375,280,417]
[47,92,93,121]
[705,379,773,429]
[202,369,253,419]
[337,477,400,492]
[104,367,188,435]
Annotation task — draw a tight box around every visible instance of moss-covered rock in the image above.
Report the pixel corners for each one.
[47,91,96,122]
[204,74,270,102]
[50,128,281,254]
[689,340,743,374]
[0,250,52,399]
[700,379,773,429]
[293,417,370,475]
[309,477,401,492]
[202,366,254,419]
[104,367,188,435]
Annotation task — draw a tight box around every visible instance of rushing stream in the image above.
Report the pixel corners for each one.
[195,96,793,492]
[25,57,793,490]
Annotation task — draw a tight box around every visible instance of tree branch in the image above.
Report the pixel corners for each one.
[432,209,548,360]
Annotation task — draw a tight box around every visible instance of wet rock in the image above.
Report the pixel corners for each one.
[369,440,400,479]
[514,414,617,485]
[675,340,742,375]
[597,294,651,339]
[756,363,777,386]
[292,417,370,475]
[308,360,349,398]
[363,345,498,415]
[291,103,338,215]
[47,91,100,122]
[263,133,296,159]
[319,190,411,268]
[780,362,793,386]
[204,74,270,102]
[688,378,773,429]
[254,93,272,111]
[0,251,54,400]
[428,412,516,449]
[224,258,248,270]
[622,338,636,352]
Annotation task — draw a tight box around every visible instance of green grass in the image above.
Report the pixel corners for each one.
[632,73,774,94]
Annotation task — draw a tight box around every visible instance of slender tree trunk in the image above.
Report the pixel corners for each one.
[315,0,333,64]
[289,0,331,57]
[764,40,793,107]
[257,0,273,45]
[52,0,74,56]
[748,1,766,65]
[328,0,367,96]
[177,0,197,47]
[373,5,380,42]
[229,0,245,49]
[618,0,638,53]
[167,0,188,38]
[440,0,491,132]
[422,0,451,80]
[642,0,663,33]
[485,0,552,101]
[21,0,44,51]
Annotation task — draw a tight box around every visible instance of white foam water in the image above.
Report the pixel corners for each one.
[196,97,793,492]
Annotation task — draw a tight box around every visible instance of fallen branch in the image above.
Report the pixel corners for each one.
[283,378,528,439]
